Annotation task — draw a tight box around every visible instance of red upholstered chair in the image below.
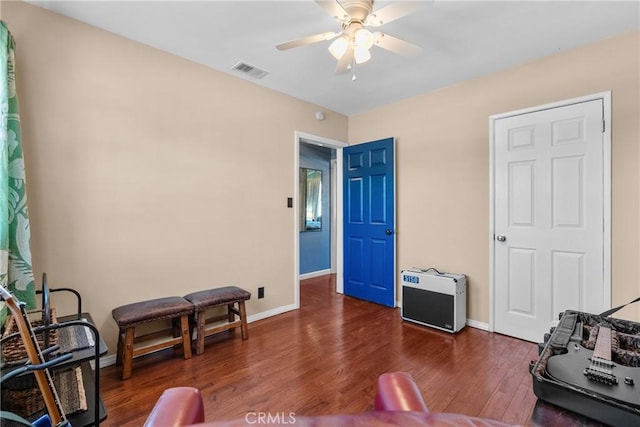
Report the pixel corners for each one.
[144,372,515,426]
[143,387,204,427]
[374,372,429,412]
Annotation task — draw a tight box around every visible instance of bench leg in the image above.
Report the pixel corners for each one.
[239,300,249,340]
[187,315,197,354]
[172,317,184,350]
[227,304,237,337]
[180,314,192,359]
[227,304,235,323]
[195,311,206,356]
[122,327,135,380]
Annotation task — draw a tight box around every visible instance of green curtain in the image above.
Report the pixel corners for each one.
[1,21,35,325]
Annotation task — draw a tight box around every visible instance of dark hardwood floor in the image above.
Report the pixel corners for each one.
[98,275,587,426]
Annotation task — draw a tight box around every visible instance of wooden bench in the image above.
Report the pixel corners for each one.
[183,286,251,355]
[112,296,193,380]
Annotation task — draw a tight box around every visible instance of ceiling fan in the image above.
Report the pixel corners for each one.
[276,0,424,76]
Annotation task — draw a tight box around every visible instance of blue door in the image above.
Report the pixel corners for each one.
[343,138,395,307]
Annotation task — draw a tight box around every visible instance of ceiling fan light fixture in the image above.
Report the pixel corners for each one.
[328,36,349,60]
[276,1,423,76]
[354,45,371,64]
[354,28,374,50]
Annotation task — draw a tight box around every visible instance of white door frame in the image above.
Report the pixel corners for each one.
[294,132,348,308]
[330,158,338,274]
[488,92,612,332]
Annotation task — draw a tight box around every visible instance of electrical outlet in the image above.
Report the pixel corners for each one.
[258,287,265,299]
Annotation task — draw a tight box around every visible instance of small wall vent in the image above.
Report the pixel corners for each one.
[232,62,269,79]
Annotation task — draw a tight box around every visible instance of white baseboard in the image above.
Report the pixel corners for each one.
[97,303,299,368]
[466,319,489,331]
[299,269,331,280]
[246,303,298,323]
[94,354,117,368]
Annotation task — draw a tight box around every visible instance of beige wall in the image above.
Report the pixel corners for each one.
[4,1,348,353]
[349,30,640,323]
[4,0,639,356]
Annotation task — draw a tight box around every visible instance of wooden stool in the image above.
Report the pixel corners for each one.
[112,296,194,380]
[183,286,251,355]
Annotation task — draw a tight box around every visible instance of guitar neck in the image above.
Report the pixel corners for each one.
[594,325,612,361]
[583,323,618,386]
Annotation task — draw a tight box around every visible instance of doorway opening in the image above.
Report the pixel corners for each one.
[294,132,347,308]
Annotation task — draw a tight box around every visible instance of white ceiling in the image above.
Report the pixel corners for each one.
[28,1,640,116]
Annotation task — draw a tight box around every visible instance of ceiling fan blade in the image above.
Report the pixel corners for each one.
[276,31,339,51]
[335,45,354,75]
[314,0,350,23]
[373,32,422,56]
[365,2,425,27]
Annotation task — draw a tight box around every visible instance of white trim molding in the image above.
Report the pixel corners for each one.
[300,269,332,280]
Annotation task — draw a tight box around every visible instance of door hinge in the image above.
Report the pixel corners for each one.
[602,119,606,133]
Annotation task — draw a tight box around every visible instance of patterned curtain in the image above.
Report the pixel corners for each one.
[1,21,35,325]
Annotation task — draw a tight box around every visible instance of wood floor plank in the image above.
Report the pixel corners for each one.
[99,274,571,426]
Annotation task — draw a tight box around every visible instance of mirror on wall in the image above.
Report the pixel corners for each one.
[300,168,322,232]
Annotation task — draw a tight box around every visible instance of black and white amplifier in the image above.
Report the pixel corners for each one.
[401,268,467,333]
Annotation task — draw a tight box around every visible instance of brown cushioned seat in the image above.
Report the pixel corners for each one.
[183,286,251,355]
[183,287,251,309]
[112,296,194,327]
[112,296,194,380]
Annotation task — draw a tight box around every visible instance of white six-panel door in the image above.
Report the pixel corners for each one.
[492,97,609,342]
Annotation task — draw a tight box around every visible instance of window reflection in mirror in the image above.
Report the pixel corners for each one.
[300,168,322,232]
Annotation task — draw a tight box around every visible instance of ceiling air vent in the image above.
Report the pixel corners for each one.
[232,62,269,79]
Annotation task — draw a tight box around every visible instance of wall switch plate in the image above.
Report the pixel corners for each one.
[258,287,265,299]
[287,197,293,208]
